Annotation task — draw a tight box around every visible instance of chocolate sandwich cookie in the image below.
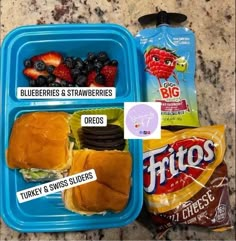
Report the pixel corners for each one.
[81,124,123,136]
[83,138,125,148]
[81,132,123,141]
[79,124,126,151]
[83,143,126,151]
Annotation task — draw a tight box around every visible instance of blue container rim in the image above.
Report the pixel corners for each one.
[1,23,136,47]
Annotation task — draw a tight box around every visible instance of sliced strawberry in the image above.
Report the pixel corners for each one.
[100,65,117,87]
[55,77,62,84]
[87,71,97,87]
[23,68,48,80]
[89,82,105,87]
[31,52,63,67]
[53,63,73,83]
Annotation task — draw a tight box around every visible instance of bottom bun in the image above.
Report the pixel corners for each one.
[64,150,132,214]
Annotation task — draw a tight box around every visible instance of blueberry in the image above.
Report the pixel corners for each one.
[80,69,88,75]
[110,59,118,66]
[24,59,32,68]
[83,59,89,66]
[93,58,99,64]
[104,60,111,66]
[29,79,36,87]
[47,65,55,74]
[64,57,75,69]
[47,74,56,84]
[75,75,87,87]
[34,60,46,71]
[95,74,105,85]
[87,52,97,62]
[95,68,101,74]
[94,61,103,71]
[71,68,81,78]
[97,51,108,62]
[36,76,47,86]
[75,57,84,69]
[60,80,68,87]
[50,82,61,87]
[87,63,94,72]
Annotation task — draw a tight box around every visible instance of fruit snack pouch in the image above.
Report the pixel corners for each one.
[136,11,200,128]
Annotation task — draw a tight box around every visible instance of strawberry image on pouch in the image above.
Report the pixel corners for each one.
[144,46,179,87]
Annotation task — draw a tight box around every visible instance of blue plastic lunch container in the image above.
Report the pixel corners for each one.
[0,24,143,232]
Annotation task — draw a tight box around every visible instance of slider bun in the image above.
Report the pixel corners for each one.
[64,150,132,214]
[7,112,71,171]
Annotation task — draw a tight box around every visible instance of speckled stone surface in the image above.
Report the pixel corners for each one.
[0,0,235,240]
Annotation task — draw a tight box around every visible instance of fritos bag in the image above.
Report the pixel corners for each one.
[143,125,232,235]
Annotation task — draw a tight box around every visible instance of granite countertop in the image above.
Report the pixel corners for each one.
[0,0,235,240]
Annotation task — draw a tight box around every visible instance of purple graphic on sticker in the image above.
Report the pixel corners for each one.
[126,104,159,137]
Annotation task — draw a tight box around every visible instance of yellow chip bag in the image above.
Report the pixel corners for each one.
[143,125,232,235]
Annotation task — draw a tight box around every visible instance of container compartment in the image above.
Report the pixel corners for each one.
[0,24,140,103]
[0,105,143,232]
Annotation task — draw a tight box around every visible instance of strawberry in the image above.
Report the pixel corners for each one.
[100,65,117,87]
[86,71,106,87]
[144,46,178,80]
[53,63,73,83]
[86,71,97,87]
[89,82,105,87]
[23,68,48,80]
[31,52,63,67]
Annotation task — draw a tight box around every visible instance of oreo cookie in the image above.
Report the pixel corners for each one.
[81,132,123,141]
[83,143,125,151]
[79,124,126,151]
[83,138,125,148]
[81,124,123,136]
